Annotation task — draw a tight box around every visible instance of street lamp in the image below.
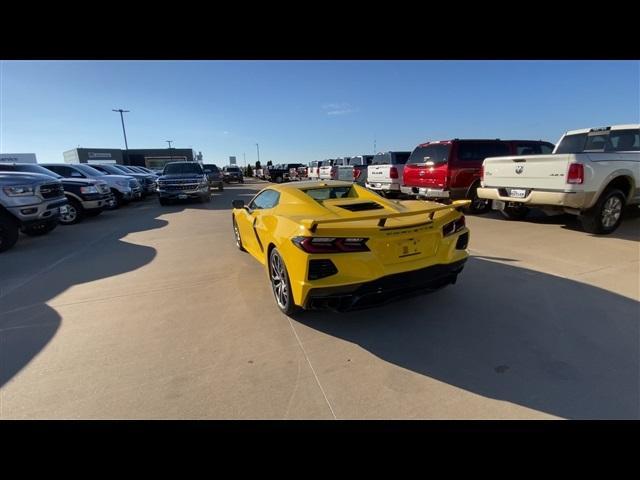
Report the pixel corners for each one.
[166,140,173,163]
[113,109,130,163]
[255,143,260,166]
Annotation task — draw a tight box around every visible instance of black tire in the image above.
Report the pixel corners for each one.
[240,179,245,184]
[200,193,211,203]
[111,189,123,208]
[218,185,224,192]
[268,248,300,316]
[274,176,282,184]
[0,212,20,252]
[84,209,103,217]
[500,203,530,221]
[465,186,492,214]
[232,217,246,252]
[22,219,58,236]
[580,188,626,234]
[60,198,84,225]
[159,198,170,206]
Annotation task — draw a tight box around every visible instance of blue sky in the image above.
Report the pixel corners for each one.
[1,60,638,165]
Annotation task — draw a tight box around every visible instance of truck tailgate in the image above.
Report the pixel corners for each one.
[368,164,394,183]
[483,154,576,190]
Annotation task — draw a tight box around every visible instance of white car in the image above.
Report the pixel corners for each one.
[477,124,640,234]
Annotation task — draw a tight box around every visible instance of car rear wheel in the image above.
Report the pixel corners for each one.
[465,186,492,214]
[580,188,625,234]
[0,212,20,252]
[269,248,300,316]
[218,185,224,191]
[232,217,246,252]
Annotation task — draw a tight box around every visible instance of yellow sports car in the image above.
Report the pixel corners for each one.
[231,180,470,315]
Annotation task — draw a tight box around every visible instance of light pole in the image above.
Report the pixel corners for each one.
[113,108,130,163]
[166,140,173,163]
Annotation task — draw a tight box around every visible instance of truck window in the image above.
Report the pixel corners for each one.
[609,129,640,152]
[457,142,510,161]
[372,153,392,165]
[391,152,411,164]
[407,144,450,165]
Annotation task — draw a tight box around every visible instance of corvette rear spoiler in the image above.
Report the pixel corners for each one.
[301,200,470,233]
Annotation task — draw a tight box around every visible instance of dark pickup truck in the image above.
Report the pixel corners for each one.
[267,163,304,183]
[0,163,113,224]
[157,162,211,205]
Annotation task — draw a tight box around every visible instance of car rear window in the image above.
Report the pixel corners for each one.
[372,153,392,165]
[303,186,353,201]
[457,142,510,161]
[407,144,450,165]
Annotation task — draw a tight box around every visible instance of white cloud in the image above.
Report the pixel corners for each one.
[322,103,357,116]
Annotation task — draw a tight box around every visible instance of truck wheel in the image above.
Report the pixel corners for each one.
[580,188,625,234]
[465,187,492,214]
[111,189,123,208]
[274,176,283,184]
[218,185,224,192]
[501,204,530,220]
[0,212,20,253]
[60,198,84,225]
[22,219,58,236]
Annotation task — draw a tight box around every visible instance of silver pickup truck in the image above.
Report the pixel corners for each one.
[478,124,640,234]
[0,172,68,252]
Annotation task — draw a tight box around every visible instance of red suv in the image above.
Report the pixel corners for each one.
[401,139,554,213]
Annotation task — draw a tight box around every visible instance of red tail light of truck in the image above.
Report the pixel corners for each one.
[390,167,398,179]
[567,163,584,184]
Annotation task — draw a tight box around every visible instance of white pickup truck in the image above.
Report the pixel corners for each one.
[477,124,640,234]
[318,159,337,180]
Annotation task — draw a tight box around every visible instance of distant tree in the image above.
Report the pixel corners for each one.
[255,161,261,170]
[245,164,254,177]
[267,160,273,167]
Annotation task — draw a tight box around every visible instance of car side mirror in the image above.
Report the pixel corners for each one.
[232,199,245,209]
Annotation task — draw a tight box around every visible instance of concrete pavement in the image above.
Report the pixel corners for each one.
[1,180,638,419]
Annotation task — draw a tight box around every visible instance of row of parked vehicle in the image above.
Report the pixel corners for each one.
[0,162,164,253]
[260,124,639,234]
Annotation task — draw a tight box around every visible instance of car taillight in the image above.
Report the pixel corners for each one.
[353,168,362,180]
[390,167,398,179]
[442,216,466,237]
[567,163,584,184]
[292,236,370,253]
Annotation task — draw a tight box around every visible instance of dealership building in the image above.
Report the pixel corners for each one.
[63,148,200,170]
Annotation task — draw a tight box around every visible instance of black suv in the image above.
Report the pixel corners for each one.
[157,162,211,205]
[0,163,113,224]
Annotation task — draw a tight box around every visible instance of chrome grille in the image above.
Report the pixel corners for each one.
[40,183,64,199]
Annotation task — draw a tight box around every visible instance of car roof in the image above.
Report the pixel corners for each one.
[564,124,640,135]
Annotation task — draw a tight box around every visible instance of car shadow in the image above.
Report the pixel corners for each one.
[0,199,175,388]
[478,208,640,242]
[295,257,640,419]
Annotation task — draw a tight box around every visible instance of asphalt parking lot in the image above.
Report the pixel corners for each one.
[1,179,638,419]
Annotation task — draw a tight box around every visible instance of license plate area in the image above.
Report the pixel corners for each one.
[507,188,528,198]
[397,238,421,258]
[178,194,188,199]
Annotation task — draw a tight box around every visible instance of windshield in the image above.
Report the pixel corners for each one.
[226,167,240,172]
[303,186,353,201]
[163,163,204,175]
[95,164,124,175]
[555,133,587,154]
[0,164,62,178]
[407,144,450,165]
[75,164,106,176]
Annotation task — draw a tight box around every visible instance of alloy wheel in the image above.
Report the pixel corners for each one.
[270,251,289,309]
[601,196,622,228]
